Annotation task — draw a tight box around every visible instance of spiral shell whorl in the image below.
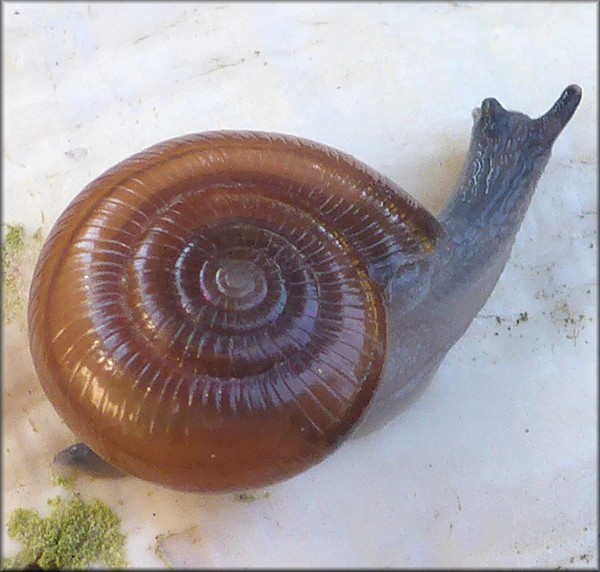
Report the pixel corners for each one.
[29,131,437,491]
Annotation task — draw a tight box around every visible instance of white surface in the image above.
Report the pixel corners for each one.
[2,2,597,568]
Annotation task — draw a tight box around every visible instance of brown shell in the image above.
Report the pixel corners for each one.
[28,131,440,492]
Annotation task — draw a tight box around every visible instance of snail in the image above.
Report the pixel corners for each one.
[28,85,581,492]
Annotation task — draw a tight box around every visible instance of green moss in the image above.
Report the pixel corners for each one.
[51,474,76,490]
[2,224,26,255]
[1,224,44,325]
[1,496,127,570]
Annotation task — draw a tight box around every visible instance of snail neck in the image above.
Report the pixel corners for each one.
[433,86,581,318]
[435,134,549,308]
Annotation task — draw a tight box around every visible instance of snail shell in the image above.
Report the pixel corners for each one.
[28,132,441,492]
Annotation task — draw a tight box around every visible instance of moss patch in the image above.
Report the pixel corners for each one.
[51,474,76,490]
[2,224,26,253]
[2,223,44,327]
[1,495,127,570]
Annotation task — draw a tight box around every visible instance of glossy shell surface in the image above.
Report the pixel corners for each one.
[29,131,437,491]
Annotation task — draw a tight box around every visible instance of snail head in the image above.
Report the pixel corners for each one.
[471,84,582,162]
[456,85,582,220]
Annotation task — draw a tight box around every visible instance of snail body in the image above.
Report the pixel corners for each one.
[28,86,581,492]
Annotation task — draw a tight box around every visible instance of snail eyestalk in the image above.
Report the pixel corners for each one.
[534,84,583,147]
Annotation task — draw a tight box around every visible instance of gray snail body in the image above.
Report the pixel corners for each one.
[29,86,581,491]
[358,85,582,435]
